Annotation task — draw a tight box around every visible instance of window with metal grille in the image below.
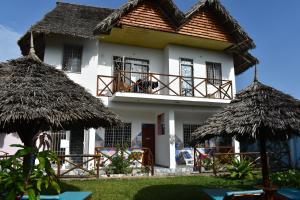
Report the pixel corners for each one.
[104,123,132,147]
[206,62,222,85]
[62,45,83,73]
[183,124,203,147]
[49,131,67,156]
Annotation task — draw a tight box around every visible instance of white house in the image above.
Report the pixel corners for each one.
[1,0,259,169]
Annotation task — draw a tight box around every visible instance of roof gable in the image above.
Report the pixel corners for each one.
[120,1,176,33]
[93,0,184,35]
[183,0,255,50]
[178,8,235,43]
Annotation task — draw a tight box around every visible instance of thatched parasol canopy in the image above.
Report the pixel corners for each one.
[0,38,120,146]
[191,76,300,199]
[192,80,300,143]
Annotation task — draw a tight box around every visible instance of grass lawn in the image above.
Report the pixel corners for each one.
[59,175,259,200]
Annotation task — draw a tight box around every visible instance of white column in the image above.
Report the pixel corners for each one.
[233,139,240,154]
[88,128,96,155]
[233,139,240,161]
[168,110,176,169]
[87,128,96,170]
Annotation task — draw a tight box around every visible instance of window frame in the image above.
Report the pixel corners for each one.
[62,44,83,73]
[180,58,194,96]
[206,62,222,85]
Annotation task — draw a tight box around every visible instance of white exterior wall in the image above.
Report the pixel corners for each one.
[98,42,165,76]
[166,44,236,97]
[0,133,22,154]
[44,36,99,96]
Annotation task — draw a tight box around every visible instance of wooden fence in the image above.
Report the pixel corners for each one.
[194,148,291,176]
[54,147,154,178]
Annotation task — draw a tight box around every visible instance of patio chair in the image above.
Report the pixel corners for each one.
[276,188,300,200]
[21,191,92,200]
[201,188,264,200]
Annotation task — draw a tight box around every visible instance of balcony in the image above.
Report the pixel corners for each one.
[97,71,233,102]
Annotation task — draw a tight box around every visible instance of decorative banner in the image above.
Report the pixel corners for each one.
[95,128,105,147]
[132,132,142,148]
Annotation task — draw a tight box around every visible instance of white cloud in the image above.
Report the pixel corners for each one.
[0,25,21,62]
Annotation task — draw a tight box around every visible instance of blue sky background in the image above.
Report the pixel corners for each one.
[0,0,299,99]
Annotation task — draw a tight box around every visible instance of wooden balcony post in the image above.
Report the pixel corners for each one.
[212,153,217,176]
[205,79,208,97]
[179,76,182,96]
[96,155,100,179]
[230,81,233,99]
[150,73,153,94]
[57,156,61,178]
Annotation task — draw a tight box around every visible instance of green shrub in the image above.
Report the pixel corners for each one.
[202,157,213,170]
[106,146,132,175]
[271,170,300,187]
[227,158,254,180]
[0,145,60,200]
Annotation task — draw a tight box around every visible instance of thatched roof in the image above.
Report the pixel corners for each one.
[191,80,300,144]
[18,2,114,57]
[18,0,257,74]
[93,0,184,35]
[0,53,120,134]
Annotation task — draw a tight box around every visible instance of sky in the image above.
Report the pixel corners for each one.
[0,0,299,99]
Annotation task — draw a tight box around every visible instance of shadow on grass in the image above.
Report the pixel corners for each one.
[133,183,256,200]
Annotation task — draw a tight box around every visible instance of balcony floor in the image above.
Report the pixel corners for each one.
[110,92,231,106]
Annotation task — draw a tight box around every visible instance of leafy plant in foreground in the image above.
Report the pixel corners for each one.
[0,145,60,200]
[227,158,255,180]
[271,170,300,187]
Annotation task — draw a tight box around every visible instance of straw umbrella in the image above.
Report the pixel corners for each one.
[191,69,300,200]
[0,33,121,175]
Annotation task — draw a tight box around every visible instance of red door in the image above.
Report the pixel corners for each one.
[142,124,155,164]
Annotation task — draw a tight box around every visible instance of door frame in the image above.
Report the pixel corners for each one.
[142,123,155,160]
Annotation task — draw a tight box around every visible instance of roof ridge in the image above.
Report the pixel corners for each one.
[56,1,115,11]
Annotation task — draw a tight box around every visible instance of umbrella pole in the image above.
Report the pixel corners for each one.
[260,136,276,200]
[18,130,37,183]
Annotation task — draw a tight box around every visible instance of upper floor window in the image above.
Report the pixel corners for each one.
[113,56,150,93]
[206,62,222,85]
[62,45,83,73]
[180,58,194,96]
[113,56,149,73]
